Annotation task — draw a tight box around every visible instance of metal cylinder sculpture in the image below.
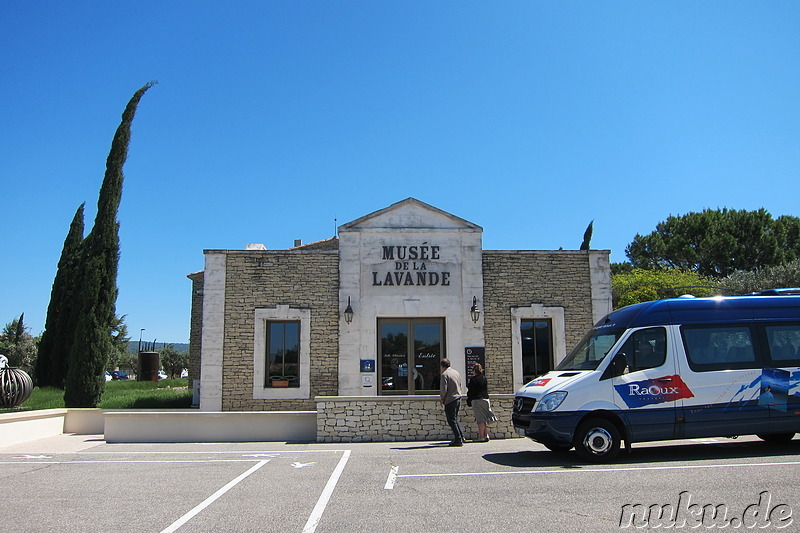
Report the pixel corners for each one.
[0,367,34,408]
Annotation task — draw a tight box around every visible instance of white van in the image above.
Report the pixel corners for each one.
[512,289,800,462]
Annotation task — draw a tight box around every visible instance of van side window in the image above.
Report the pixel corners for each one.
[682,326,758,371]
[765,324,800,365]
[619,328,666,372]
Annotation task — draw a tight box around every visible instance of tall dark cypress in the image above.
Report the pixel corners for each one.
[37,203,85,387]
[580,220,594,251]
[64,82,155,407]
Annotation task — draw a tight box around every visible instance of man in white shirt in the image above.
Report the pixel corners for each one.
[440,358,465,446]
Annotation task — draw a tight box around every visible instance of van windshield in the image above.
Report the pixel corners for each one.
[556,327,625,371]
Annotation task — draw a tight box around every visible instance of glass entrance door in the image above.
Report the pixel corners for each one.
[380,318,444,394]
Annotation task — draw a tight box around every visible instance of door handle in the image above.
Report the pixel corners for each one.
[657,377,673,382]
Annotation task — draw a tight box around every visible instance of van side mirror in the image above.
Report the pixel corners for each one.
[600,352,629,380]
[613,352,630,376]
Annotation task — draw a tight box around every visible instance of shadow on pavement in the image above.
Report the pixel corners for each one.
[390,442,453,450]
[482,439,800,468]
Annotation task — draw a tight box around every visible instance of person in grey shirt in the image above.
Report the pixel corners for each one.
[440,358,465,446]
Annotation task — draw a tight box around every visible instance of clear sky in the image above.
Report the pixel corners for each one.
[2,2,799,343]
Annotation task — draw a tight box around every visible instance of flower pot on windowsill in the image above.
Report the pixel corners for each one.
[271,379,290,388]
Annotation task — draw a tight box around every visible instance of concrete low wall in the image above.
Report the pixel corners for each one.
[3,396,518,446]
[1,409,317,446]
[316,394,519,443]
[103,410,317,443]
[0,409,68,447]
[64,408,106,434]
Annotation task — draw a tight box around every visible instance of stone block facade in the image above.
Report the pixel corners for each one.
[220,250,339,411]
[482,251,596,392]
[188,199,611,442]
[316,395,519,442]
[187,272,203,396]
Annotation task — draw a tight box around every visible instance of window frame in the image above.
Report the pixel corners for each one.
[764,322,800,367]
[520,318,555,381]
[681,324,761,372]
[377,317,445,396]
[511,304,566,390]
[264,320,301,388]
[617,327,667,372]
[253,306,311,400]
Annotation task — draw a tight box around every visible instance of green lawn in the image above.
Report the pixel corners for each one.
[1,378,194,413]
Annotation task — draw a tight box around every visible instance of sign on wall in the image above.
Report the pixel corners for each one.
[465,347,485,377]
[371,244,452,287]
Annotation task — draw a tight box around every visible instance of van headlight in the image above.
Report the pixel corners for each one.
[535,391,567,412]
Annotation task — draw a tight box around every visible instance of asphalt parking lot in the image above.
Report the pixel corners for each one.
[1,434,799,532]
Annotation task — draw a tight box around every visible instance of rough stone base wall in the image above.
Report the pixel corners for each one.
[316,395,519,443]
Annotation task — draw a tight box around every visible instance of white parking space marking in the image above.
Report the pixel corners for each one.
[386,460,800,489]
[0,449,346,465]
[0,458,266,464]
[302,449,351,533]
[384,465,399,490]
[1,448,353,532]
[72,449,344,455]
[160,459,270,533]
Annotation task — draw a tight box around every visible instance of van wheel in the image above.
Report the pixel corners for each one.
[574,417,621,462]
[757,433,795,443]
[544,443,572,453]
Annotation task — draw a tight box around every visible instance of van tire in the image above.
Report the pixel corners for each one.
[757,433,795,443]
[574,417,621,462]
[544,443,573,453]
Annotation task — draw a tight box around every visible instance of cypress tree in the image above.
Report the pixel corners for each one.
[37,203,85,387]
[64,82,155,407]
[580,220,594,251]
[14,313,24,345]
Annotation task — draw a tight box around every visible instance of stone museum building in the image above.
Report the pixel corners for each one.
[187,198,612,442]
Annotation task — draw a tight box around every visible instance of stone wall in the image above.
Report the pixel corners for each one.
[482,251,596,393]
[190,242,606,417]
[187,272,204,396]
[316,395,519,442]
[221,250,339,411]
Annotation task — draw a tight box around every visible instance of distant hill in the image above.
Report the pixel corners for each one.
[126,341,189,354]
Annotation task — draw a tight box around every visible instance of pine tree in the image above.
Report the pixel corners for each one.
[37,203,85,387]
[64,82,155,407]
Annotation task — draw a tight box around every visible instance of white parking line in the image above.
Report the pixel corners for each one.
[384,465,399,490]
[302,449,351,533]
[385,460,800,489]
[72,449,347,455]
[2,448,354,532]
[160,460,270,533]
[0,459,266,464]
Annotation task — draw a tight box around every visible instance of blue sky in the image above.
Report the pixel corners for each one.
[2,2,799,343]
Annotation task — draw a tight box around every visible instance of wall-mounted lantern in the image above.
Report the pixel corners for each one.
[344,296,354,324]
[470,296,480,323]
